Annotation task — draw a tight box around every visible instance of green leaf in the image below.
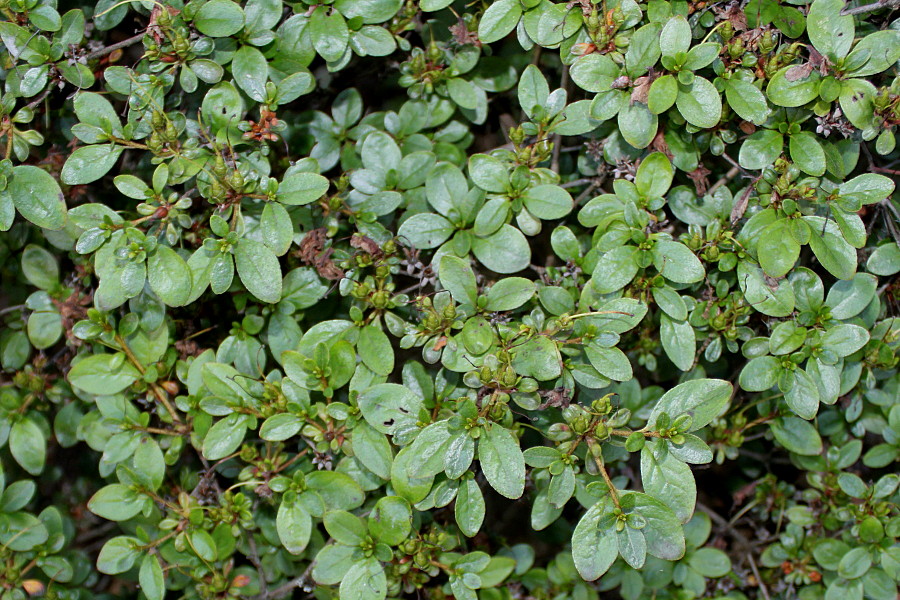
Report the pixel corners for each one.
[804,216,857,280]
[278,173,330,205]
[725,79,770,125]
[391,445,435,504]
[138,555,165,600]
[625,491,685,561]
[340,558,387,600]
[148,246,191,307]
[8,166,66,230]
[789,131,826,176]
[821,324,869,357]
[60,144,123,185]
[260,413,303,441]
[641,438,696,523]
[426,162,469,218]
[194,0,245,36]
[617,525,647,569]
[97,536,142,575]
[766,67,820,107]
[784,368,820,420]
[21,244,58,289]
[738,262,796,317]
[522,185,573,220]
[648,379,732,431]
[232,45,268,102]
[839,174,895,205]
[625,23,661,78]
[660,314,695,372]
[260,201,293,256]
[88,484,144,521]
[357,383,423,436]
[333,0,402,24]
[10,418,46,476]
[675,77,721,129]
[648,74,678,114]
[307,471,365,510]
[771,416,822,455]
[478,425,525,499]
[617,101,658,149]
[203,413,250,460]
[636,153,674,198]
[484,278,535,311]
[571,53,620,94]
[68,353,140,395]
[572,497,618,580]
[653,240,704,284]
[324,510,367,545]
[689,548,731,577]
[739,356,780,392]
[739,130,784,170]
[867,243,900,276]
[472,224,531,274]
[358,324,394,376]
[592,245,638,293]
[806,0,854,60]
[447,77,479,110]
[439,255,477,305]
[312,543,357,584]
[839,78,876,129]
[407,420,454,478]
[846,30,900,77]
[838,547,872,579]
[478,0,522,44]
[659,16,691,56]
[397,213,455,249]
[585,344,633,382]
[455,478,485,537]
[368,496,412,545]
[351,421,393,480]
[234,238,282,303]
[758,219,799,278]
[74,92,122,134]
[510,335,562,381]
[652,285,687,320]
[133,438,165,491]
[518,65,549,119]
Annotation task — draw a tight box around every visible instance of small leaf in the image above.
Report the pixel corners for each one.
[478,425,525,499]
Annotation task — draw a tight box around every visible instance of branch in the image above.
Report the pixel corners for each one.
[841,0,900,15]
[697,502,771,600]
[85,32,147,61]
[248,566,312,600]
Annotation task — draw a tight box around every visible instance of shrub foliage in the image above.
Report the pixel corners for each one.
[1,0,899,599]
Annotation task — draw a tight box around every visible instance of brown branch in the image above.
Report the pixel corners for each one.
[85,32,147,61]
[697,502,772,600]
[841,0,900,15]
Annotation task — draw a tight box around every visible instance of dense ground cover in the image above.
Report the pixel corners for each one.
[1,0,899,599]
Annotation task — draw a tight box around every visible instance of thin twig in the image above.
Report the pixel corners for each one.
[0,304,24,317]
[24,88,52,111]
[250,566,313,600]
[246,533,268,598]
[841,0,900,15]
[561,177,594,189]
[575,179,603,204]
[697,502,772,600]
[550,64,570,174]
[588,440,620,508]
[708,166,740,196]
[85,32,146,61]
